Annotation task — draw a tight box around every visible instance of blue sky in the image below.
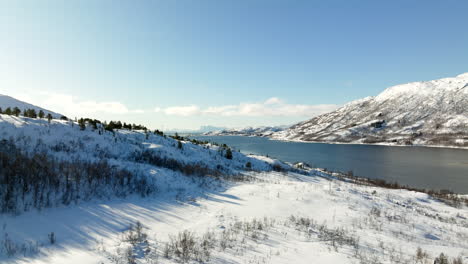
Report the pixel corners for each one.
[1,0,467,130]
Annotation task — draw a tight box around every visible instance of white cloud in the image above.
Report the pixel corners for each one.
[264,97,282,105]
[6,91,338,120]
[161,97,338,117]
[163,105,200,116]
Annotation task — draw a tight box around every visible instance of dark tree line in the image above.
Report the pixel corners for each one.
[104,121,148,132]
[0,106,67,121]
[0,140,155,214]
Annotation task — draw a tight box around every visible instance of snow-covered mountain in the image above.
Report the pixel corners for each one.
[0,94,62,118]
[204,125,288,137]
[272,73,468,147]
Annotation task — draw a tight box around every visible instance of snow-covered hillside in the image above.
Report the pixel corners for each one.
[205,125,288,137]
[0,94,61,118]
[2,167,468,264]
[0,101,467,264]
[272,73,468,148]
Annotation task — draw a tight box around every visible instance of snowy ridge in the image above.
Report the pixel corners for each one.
[272,73,468,147]
[0,94,61,118]
[204,125,288,137]
[0,114,282,176]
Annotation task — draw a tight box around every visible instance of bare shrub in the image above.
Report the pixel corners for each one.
[48,232,56,244]
[452,256,463,264]
[415,247,429,264]
[2,234,17,257]
[370,207,381,217]
[434,253,449,264]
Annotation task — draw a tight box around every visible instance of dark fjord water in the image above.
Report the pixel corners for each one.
[193,136,468,194]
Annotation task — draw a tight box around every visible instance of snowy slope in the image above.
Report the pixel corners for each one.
[0,114,282,176]
[204,125,288,137]
[2,171,467,264]
[272,73,468,147]
[0,94,61,118]
[0,100,467,264]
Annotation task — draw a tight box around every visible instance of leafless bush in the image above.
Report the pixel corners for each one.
[452,256,463,264]
[370,207,381,217]
[125,246,136,264]
[1,233,40,258]
[2,234,17,257]
[48,232,56,244]
[288,215,359,252]
[125,221,147,245]
[415,247,430,264]
[434,253,449,264]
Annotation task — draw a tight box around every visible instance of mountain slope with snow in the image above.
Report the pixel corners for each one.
[0,94,62,118]
[0,96,467,264]
[204,125,288,137]
[272,73,468,147]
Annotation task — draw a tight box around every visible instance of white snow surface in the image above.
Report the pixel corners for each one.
[1,172,467,264]
[0,114,467,263]
[272,73,468,147]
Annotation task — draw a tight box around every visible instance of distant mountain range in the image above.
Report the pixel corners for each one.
[0,94,62,118]
[204,125,288,137]
[271,73,468,148]
[164,125,228,134]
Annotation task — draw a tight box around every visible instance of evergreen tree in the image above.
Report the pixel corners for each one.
[177,140,183,149]
[38,110,45,119]
[225,148,233,159]
[105,121,115,131]
[0,107,2,114]
[4,107,12,115]
[78,118,86,130]
[13,107,21,117]
[25,109,37,118]
[47,113,53,123]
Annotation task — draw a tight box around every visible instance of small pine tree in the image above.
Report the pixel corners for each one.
[0,107,2,114]
[105,121,115,131]
[177,140,183,149]
[47,113,53,123]
[246,161,252,169]
[13,107,21,117]
[38,110,45,119]
[225,148,233,159]
[78,118,86,130]
[27,109,37,118]
[4,107,12,115]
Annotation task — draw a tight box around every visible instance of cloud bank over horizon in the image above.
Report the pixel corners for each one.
[2,91,338,129]
[158,97,338,117]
